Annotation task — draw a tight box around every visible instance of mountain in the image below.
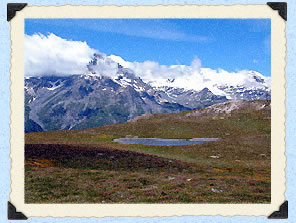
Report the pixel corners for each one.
[25,53,271,133]
[108,55,271,101]
[155,86,228,109]
[150,70,270,103]
[25,73,188,132]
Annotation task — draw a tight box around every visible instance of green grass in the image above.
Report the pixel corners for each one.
[25,104,271,203]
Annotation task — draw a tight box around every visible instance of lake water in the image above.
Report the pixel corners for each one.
[113,138,220,146]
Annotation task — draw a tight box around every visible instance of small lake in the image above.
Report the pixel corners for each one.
[113,138,220,146]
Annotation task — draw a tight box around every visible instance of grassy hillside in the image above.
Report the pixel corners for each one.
[25,101,271,203]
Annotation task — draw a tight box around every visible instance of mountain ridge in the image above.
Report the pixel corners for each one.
[25,53,271,133]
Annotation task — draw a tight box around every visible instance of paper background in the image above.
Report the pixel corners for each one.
[1,0,295,222]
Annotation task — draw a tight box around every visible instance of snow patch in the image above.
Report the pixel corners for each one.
[47,85,61,91]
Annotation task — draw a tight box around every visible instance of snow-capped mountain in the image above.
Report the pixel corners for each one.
[25,52,271,132]
[110,55,270,98]
[109,54,270,101]
[155,86,228,109]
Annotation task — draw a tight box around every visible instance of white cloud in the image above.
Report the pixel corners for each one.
[126,58,203,88]
[87,53,119,77]
[108,55,132,68]
[25,33,96,76]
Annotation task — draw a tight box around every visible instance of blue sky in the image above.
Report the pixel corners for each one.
[25,19,271,76]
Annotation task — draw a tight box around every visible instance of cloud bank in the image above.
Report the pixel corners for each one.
[25,33,270,94]
[25,33,96,76]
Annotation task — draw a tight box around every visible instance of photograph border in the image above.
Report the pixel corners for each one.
[9,4,286,218]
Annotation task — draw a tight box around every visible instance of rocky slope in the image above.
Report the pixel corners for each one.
[25,73,188,132]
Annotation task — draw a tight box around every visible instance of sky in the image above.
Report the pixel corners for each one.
[25,19,271,77]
